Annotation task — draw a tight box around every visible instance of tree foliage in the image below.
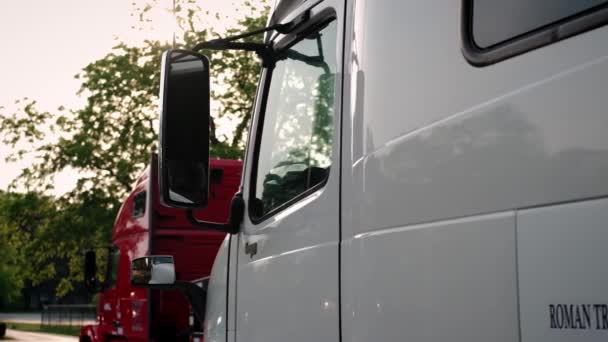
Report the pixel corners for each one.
[0,190,116,305]
[0,0,268,299]
[2,1,268,199]
[0,196,23,307]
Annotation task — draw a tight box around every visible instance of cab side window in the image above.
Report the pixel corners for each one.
[472,0,608,48]
[463,0,608,65]
[132,191,146,218]
[251,20,338,219]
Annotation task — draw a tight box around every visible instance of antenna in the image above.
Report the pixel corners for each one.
[172,0,176,48]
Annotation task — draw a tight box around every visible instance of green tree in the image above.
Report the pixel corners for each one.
[0,0,268,297]
[0,191,54,306]
[0,218,22,308]
[0,245,21,308]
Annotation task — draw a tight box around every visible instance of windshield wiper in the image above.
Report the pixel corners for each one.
[191,10,311,67]
[191,25,278,66]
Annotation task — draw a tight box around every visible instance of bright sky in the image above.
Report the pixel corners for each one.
[0,0,260,196]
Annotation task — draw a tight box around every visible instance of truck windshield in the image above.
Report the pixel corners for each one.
[253,20,338,217]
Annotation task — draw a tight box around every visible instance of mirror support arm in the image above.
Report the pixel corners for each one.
[144,281,207,324]
[175,281,207,325]
[186,192,244,234]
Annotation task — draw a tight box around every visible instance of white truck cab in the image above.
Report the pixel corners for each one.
[138,1,608,341]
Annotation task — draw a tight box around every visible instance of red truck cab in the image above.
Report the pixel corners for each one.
[80,157,241,342]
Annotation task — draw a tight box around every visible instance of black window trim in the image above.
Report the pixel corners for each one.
[461,0,608,66]
[248,9,338,225]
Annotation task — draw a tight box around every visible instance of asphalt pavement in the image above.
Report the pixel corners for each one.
[4,329,78,341]
[0,313,42,324]
[0,312,91,341]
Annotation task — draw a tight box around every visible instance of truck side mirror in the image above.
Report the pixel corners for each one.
[159,49,211,209]
[131,256,176,286]
[84,250,97,289]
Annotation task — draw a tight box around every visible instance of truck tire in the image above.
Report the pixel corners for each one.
[154,325,189,342]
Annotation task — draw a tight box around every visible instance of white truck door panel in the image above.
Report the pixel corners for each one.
[236,1,345,341]
[518,197,608,341]
[344,212,519,342]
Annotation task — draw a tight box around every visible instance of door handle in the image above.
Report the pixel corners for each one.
[245,242,258,258]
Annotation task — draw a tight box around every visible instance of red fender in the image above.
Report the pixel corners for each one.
[79,324,103,342]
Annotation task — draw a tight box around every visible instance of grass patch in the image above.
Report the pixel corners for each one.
[6,322,81,336]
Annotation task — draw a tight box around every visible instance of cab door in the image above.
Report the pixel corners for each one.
[236,2,344,341]
[99,246,121,333]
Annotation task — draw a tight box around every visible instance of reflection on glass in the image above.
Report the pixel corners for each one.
[131,257,152,285]
[131,256,175,285]
[254,21,338,217]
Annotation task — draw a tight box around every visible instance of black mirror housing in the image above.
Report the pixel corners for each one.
[84,250,97,290]
[159,49,211,209]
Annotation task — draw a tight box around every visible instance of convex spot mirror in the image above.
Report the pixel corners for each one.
[131,256,176,286]
[159,49,211,209]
